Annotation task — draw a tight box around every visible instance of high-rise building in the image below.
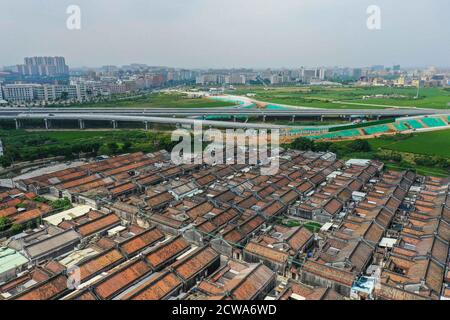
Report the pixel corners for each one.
[301,68,318,83]
[17,56,69,77]
[352,68,363,79]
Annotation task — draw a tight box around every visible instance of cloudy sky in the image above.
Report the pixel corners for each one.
[1,0,448,68]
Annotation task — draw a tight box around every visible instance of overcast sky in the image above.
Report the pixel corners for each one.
[1,0,449,68]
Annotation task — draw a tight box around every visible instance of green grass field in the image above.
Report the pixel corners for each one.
[50,92,234,109]
[228,86,450,109]
[367,129,450,158]
[330,129,450,177]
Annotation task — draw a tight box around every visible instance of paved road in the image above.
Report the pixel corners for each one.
[6,113,294,130]
[1,107,448,117]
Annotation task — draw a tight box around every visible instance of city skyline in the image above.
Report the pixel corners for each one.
[1,0,449,69]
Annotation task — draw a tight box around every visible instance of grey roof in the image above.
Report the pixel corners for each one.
[24,229,81,260]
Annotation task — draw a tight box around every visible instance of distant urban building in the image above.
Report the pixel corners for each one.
[352,68,363,79]
[301,68,318,83]
[371,65,384,71]
[2,84,37,102]
[18,56,69,77]
[225,74,246,85]
[2,83,86,102]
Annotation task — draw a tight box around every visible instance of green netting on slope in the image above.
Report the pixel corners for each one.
[394,123,409,131]
[308,129,360,140]
[363,125,390,135]
[403,119,424,129]
[421,117,447,128]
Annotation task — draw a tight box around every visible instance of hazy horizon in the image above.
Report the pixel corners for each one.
[1,0,449,69]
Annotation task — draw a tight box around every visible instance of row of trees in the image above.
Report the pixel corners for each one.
[290,137,371,156]
[0,131,178,168]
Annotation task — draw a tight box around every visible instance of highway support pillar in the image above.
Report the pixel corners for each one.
[112,120,117,129]
[321,115,324,122]
[78,119,85,129]
[144,121,149,131]
[291,115,295,123]
[44,119,49,130]
[262,115,266,122]
[14,119,20,130]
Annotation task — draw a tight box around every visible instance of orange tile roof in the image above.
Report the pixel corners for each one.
[186,201,214,220]
[287,227,313,252]
[93,259,152,300]
[12,208,42,224]
[14,275,68,300]
[119,227,165,257]
[244,241,289,264]
[0,206,17,218]
[229,264,275,300]
[78,249,125,282]
[77,213,121,237]
[145,236,190,270]
[69,290,98,300]
[146,191,174,208]
[302,260,355,287]
[124,271,182,300]
[171,246,219,281]
[59,175,100,190]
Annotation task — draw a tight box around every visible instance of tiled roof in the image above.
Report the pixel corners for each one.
[145,236,190,270]
[0,206,17,218]
[186,201,214,220]
[123,271,182,300]
[109,182,138,196]
[13,274,68,300]
[323,199,343,216]
[244,241,289,264]
[239,215,265,236]
[302,260,355,287]
[262,201,286,217]
[374,283,428,300]
[119,227,165,257]
[171,246,219,281]
[93,259,152,300]
[229,263,275,300]
[77,213,121,237]
[78,248,125,283]
[68,290,98,300]
[287,227,313,252]
[146,191,174,208]
[12,209,43,224]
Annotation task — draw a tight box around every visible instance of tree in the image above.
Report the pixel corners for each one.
[0,156,12,168]
[122,141,132,153]
[11,223,23,233]
[0,217,11,232]
[348,139,371,152]
[314,141,332,152]
[107,142,119,155]
[291,137,315,151]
